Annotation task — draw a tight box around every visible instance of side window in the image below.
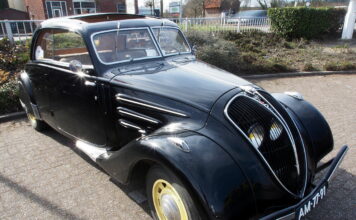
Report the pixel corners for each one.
[34,29,92,65]
[34,30,54,60]
[53,30,92,65]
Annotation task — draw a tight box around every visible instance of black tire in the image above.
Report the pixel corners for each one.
[146,165,204,220]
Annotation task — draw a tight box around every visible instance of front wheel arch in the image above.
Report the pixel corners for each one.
[98,131,256,219]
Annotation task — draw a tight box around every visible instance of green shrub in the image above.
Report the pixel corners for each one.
[0,38,30,72]
[196,40,240,73]
[268,7,346,39]
[303,63,318,71]
[324,61,356,71]
[0,79,21,114]
[185,31,217,47]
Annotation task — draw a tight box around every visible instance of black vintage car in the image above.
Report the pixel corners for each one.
[19,13,348,220]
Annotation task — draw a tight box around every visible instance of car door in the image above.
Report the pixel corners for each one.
[46,29,106,145]
[27,29,55,126]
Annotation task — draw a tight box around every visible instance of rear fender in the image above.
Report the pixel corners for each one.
[18,72,41,119]
[97,130,256,219]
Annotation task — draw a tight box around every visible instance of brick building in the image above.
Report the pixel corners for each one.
[24,0,127,20]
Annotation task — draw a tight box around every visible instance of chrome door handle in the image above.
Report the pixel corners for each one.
[84,81,96,86]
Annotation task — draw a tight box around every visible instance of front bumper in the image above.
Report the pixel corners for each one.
[260,145,349,220]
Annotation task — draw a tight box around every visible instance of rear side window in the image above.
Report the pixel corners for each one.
[34,29,92,65]
[34,30,53,60]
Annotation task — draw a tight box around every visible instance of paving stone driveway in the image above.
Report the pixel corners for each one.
[0,74,355,220]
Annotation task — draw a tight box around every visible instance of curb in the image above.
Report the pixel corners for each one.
[241,70,356,80]
[0,111,26,123]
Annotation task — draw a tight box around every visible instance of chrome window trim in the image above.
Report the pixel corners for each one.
[151,26,192,56]
[90,27,163,65]
[116,94,188,117]
[224,92,306,197]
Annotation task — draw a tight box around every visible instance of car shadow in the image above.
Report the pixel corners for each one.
[39,125,152,217]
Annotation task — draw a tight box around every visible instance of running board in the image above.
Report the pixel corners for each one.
[75,140,110,161]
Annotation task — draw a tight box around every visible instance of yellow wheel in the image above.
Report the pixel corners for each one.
[146,166,204,220]
[26,112,47,131]
[27,113,36,125]
[152,179,189,220]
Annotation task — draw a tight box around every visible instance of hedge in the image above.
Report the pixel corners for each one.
[0,39,29,114]
[268,7,346,39]
[0,80,21,114]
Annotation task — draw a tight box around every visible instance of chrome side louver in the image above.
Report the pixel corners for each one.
[115,93,187,135]
[118,119,147,135]
[116,94,188,117]
[117,107,161,124]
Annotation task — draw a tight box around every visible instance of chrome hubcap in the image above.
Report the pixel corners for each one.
[152,179,188,220]
[160,194,181,220]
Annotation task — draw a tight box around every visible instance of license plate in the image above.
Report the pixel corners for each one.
[296,183,328,220]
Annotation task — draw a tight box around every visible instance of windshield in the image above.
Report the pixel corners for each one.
[92,28,160,64]
[152,27,190,56]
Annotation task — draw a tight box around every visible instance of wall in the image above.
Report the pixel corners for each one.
[205,8,221,17]
[97,0,125,13]
[25,0,73,20]
[8,0,26,11]
[24,0,45,20]
[0,8,29,19]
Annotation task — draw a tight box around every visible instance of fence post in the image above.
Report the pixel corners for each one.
[185,18,188,32]
[4,20,14,44]
[237,17,241,33]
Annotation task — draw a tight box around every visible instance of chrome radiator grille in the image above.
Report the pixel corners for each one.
[225,89,307,196]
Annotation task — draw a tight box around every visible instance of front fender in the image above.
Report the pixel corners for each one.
[97,130,256,219]
[272,93,333,164]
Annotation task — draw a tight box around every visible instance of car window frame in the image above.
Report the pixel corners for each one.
[151,26,192,57]
[90,27,163,65]
[32,28,94,70]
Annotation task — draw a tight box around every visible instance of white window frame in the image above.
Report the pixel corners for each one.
[46,1,67,18]
[117,3,126,13]
[73,1,96,15]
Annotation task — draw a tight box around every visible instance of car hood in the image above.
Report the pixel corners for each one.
[110,57,250,112]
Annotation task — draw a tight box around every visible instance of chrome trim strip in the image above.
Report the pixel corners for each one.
[151,26,192,55]
[119,119,146,134]
[224,92,300,197]
[276,213,295,220]
[116,94,187,117]
[256,90,309,197]
[117,107,160,124]
[327,146,348,182]
[76,140,110,162]
[256,91,300,175]
[90,27,163,65]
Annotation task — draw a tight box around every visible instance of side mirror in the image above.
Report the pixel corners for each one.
[192,45,197,55]
[69,60,83,73]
